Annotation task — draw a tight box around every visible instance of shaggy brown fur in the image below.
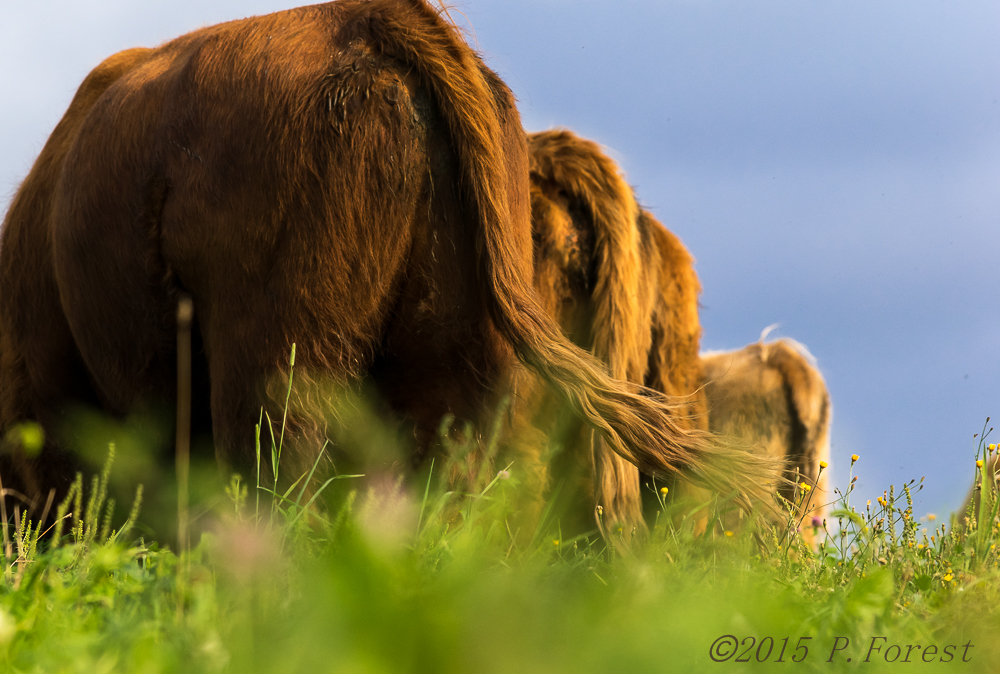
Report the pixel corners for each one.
[701,336,831,541]
[0,1,773,521]
[524,129,780,537]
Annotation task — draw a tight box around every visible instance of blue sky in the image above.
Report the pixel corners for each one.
[2,0,998,518]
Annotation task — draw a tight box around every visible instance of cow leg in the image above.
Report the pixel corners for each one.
[0,265,92,510]
[194,299,378,488]
[51,171,177,418]
[0,48,155,509]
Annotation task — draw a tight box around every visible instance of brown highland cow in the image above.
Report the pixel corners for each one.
[0,0,777,531]
[523,129,780,538]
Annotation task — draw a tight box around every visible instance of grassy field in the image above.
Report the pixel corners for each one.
[1,420,999,674]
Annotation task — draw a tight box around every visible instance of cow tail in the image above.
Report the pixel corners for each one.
[350,0,783,520]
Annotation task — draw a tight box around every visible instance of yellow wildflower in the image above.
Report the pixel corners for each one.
[660,486,669,496]
[943,573,953,582]
[977,460,984,468]
[819,461,828,469]
[927,514,936,521]
[851,454,859,463]
[724,531,734,537]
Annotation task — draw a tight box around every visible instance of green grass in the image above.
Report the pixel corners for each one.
[1,423,999,673]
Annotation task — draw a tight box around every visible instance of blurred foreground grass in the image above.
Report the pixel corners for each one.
[2,427,1000,673]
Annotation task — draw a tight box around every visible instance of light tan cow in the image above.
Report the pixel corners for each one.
[701,334,831,542]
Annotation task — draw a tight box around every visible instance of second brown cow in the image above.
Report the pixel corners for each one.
[522,129,785,539]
